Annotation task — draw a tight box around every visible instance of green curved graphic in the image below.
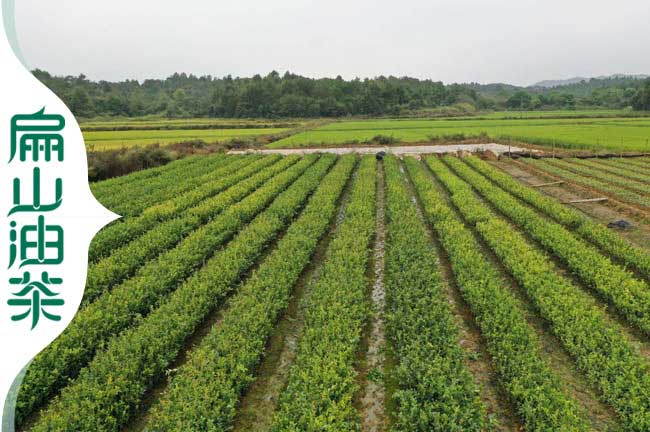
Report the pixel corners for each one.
[2,4,29,431]
[1,365,27,432]
[2,0,26,65]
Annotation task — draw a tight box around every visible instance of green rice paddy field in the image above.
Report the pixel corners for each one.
[79,117,304,150]
[80,112,650,152]
[270,117,650,152]
[477,109,649,119]
[80,118,301,130]
[84,127,291,150]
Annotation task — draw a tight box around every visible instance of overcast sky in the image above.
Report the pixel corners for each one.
[14,0,650,86]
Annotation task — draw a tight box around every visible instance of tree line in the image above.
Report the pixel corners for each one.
[33,70,650,119]
[632,78,650,110]
[504,77,650,110]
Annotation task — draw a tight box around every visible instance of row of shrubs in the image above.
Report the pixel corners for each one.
[147,155,354,430]
[83,157,284,306]
[446,155,650,335]
[271,156,377,430]
[384,155,488,430]
[463,156,650,281]
[88,156,277,261]
[406,156,589,430]
[434,155,650,431]
[30,156,334,431]
[16,156,315,426]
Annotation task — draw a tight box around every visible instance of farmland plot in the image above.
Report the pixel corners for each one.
[519,157,650,212]
[15,153,650,432]
[270,117,650,152]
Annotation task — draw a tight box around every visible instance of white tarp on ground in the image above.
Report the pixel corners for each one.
[228,143,534,156]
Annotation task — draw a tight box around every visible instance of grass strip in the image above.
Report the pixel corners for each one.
[575,158,650,184]
[548,158,650,195]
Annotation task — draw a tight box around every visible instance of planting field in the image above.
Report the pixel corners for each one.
[79,118,301,131]
[478,109,650,119]
[270,117,650,152]
[517,156,650,211]
[15,152,650,431]
[84,127,291,151]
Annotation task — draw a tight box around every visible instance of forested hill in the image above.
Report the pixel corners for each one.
[532,75,649,90]
[33,69,650,119]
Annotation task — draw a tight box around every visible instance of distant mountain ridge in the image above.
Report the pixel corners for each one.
[532,74,649,88]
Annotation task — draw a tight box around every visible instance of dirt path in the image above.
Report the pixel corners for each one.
[229,143,532,156]
[358,161,388,432]
[231,163,358,432]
